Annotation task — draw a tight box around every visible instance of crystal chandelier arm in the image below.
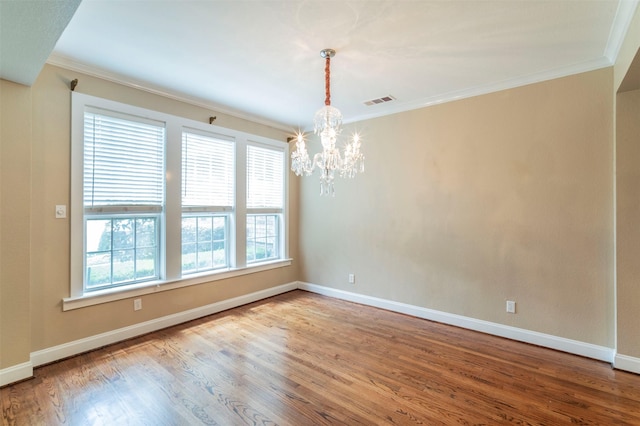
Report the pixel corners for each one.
[291,133,313,176]
[312,151,324,170]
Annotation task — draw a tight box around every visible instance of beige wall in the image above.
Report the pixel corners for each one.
[299,68,615,346]
[614,0,640,361]
[616,88,640,357]
[1,64,300,364]
[0,79,33,369]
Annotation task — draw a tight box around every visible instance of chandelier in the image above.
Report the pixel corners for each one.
[291,48,365,196]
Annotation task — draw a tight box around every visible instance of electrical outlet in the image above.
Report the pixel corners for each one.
[134,298,142,311]
[506,300,516,314]
[348,273,355,284]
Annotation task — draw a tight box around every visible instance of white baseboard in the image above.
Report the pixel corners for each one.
[4,281,634,388]
[614,353,640,374]
[0,361,33,387]
[298,282,616,364]
[30,282,297,368]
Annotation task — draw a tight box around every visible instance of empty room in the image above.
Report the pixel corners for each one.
[2,0,640,424]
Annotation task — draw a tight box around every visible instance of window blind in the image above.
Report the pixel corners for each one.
[246,144,284,209]
[182,132,235,208]
[83,111,165,208]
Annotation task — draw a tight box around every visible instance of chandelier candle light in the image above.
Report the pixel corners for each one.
[291,48,365,196]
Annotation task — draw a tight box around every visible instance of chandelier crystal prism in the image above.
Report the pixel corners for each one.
[291,48,365,196]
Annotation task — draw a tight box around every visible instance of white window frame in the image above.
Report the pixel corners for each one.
[66,92,290,310]
[246,141,286,264]
[181,129,235,275]
[81,108,166,291]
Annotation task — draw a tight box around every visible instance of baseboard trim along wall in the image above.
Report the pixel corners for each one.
[614,353,640,375]
[298,282,619,366]
[1,282,297,387]
[3,280,638,387]
[0,362,33,388]
[30,282,298,368]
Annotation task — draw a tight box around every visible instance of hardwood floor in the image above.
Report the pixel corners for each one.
[2,290,640,425]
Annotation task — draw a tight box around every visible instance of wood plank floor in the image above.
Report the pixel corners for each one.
[2,290,640,425]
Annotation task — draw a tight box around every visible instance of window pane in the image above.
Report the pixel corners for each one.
[246,216,255,240]
[113,249,135,283]
[246,214,279,263]
[213,217,225,240]
[198,242,213,269]
[136,247,157,279]
[86,252,111,288]
[197,217,213,243]
[256,239,267,260]
[136,217,156,247]
[266,237,276,258]
[213,244,226,266]
[182,242,197,273]
[181,214,228,274]
[254,216,264,238]
[112,219,134,249]
[247,244,255,263]
[86,219,111,252]
[267,216,276,235]
[182,217,196,243]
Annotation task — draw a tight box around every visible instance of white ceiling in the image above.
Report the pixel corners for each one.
[22,1,640,130]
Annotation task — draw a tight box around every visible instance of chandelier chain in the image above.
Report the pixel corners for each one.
[325,56,331,106]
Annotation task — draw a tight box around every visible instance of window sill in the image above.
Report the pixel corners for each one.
[62,259,292,311]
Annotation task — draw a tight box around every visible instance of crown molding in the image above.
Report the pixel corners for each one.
[46,53,294,133]
[604,0,640,63]
[345,56,613,125]
[50,48,616,131]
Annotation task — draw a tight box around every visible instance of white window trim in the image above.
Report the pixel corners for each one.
[68,92,290,310]
[62,259,292,311]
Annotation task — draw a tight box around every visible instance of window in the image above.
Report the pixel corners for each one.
[83,110,164,290]
[70,93,289,303]
[246,144,284,264]
[181,130,234,274]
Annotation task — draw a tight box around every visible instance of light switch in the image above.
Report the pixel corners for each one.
[55,205,67,219]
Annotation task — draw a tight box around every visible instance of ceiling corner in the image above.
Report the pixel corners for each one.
[604,0,640,64]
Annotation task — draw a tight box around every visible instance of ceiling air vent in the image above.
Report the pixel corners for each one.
[364,95,396,106]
